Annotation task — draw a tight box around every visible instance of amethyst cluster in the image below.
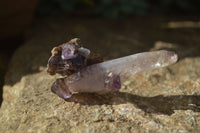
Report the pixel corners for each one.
[47,38,178,100]
[47,38,103,76]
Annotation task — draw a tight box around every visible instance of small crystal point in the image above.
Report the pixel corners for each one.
[51,78,72,99]
[61,43,77,60]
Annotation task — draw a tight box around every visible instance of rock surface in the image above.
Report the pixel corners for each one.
[0,18,200,133]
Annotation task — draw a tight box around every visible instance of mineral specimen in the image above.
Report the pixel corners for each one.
[47,39,178,100]
[47,38,103,76]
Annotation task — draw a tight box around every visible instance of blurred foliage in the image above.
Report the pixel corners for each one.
[92,0,148,18]
[36,0,200,18]
[149,0,200,14]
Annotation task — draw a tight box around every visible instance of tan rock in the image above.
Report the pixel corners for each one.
[0,18,200,133]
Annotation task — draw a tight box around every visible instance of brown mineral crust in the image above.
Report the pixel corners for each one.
[48,39,80,75]
[47,38,103,76]
[51,38,80,56]
[87,53,104,66]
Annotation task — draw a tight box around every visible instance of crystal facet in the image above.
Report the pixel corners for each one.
[61,43,77,60]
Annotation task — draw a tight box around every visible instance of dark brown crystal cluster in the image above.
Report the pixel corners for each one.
[47,38,103,76]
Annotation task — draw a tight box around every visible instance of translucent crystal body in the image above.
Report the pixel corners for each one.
[51,50,178,99]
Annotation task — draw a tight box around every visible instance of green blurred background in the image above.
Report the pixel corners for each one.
[36,0,200,18]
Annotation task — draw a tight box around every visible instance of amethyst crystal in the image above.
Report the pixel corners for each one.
[49,47,178,99]
[61,43,78,60]
[51,78,72,99]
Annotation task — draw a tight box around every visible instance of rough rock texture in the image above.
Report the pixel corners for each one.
[0,18,200,133]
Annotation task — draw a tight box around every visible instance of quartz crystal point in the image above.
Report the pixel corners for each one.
[51,50,178,100]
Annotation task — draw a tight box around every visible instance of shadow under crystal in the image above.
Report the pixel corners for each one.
[66,92,200,115]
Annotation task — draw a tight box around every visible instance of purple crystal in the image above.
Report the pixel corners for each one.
[51,78,72,99]
[51,50,178,99]
[104,72,121,91]
[113,75,121,90]
[61,43,77,60]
